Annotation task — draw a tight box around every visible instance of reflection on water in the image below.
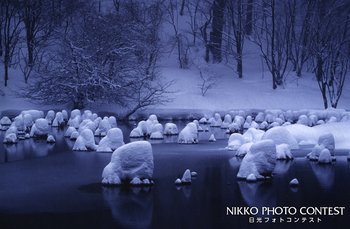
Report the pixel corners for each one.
[237,181,276,209]
[274,160,292,174]
[102,187,153,229]
[309,162,335,190]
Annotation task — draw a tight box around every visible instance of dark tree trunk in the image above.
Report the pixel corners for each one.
[4,61,9,87]
[210,0,225,63]
[245,0,253,35]
[236,40,243,78]
[180,0,186,16]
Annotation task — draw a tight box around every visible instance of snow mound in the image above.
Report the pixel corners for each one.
[70,131,79,140]
[150,131,164,139]
[210,113,222,127]
[102,141,154,184]
[108,116,117,128]
[181,169,192,184]
[221,114,232,128]
[227,133,245,151]
[209,134,216,142]
[47,135,56,143]
[21,110,44,120]
[95,118,111,136]
[237,139,276,180]
[318,133,335,156]
[97,128,124,152]
[0,116,11,127]
[255,112,265,123]
[45,110,55,124]
[30,118,50,138]
[243,128,265,143]
[236,142,253,157]
[276,144,293,160]
[318,149,332,164]
[3,127,17,144]
[178,122,198,144]
[70,109,81,120]
[52,112,64,127]
[65,126,76,137]
[163,123,178,135]
[73,129,97,151]
[68,116,81,129]
[130,120,148,138]
[289,178,299,186]
[262,126,299,149]
[23,114,34,128]
[62,110,68,121]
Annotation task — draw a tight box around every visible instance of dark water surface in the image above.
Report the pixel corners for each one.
[0,124,350,229]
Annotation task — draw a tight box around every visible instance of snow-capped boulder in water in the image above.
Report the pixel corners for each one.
[178,122,198,144]
[65,126,76,137]
[47,135,56,143]
[73,129,97,151]
[163,123,178,135]
[0,116,11,130]
[70,131,79,140]
[95,118,111,136]
[209,134,216,142]
[79,119,97,133]
[21,110,44,121]
[210,113,222,127]
[237,139,277,180]
[289,178,299,186]
[307,144,324,161]
[318,149,332,164]
[3,133,17,144]
[297,115,309,126]
[82,110,93,120]
[97,128,124,152]
[52,112,65,127]
[129,120,148,138]
[262,126,299,149]
[23,114,33,128]
[243,128,265,143]
[108,116,117,128]
[236,142,253,157]
[221,114,232,128]
[30,118,50,138]
[62,110,68,121]
[318,133,335,156]
[181,169,192,184]
[276,144,293,160]
[255,112,265,123]
[45,110,55,124]
[102,141,154,185]
[70,109,81,120]
[199,117,208,124]
[226,133,245,151]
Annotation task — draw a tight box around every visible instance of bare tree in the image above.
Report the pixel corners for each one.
[209,0,226,63]
[1,0,22,87]
[309,0,350,108]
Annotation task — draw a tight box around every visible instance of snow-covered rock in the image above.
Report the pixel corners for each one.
[175,178,182,185]
[259,121,269,130]
[129,120,148,138]
[79,119,97,133]
[150,131,164,139]
[12,115,25,131]
[178,122,198,144]
[23,114,33,128]
[276,144,293,160]
[62,110,68,121]
[65,126,76,137]
[199,117,208,124]
[45,110,55,124]
[226,133,245,151]
[181,169,192,184]
[130,177,142,186]
[228,122,241,133]
[307,144,324,161]
[94,117,111,136]
[82,110,93,120]
[236,142,253,157]
[3,133,17,144]
[163,123,179,135]
[262,126,299,149]
[209,134,216,142]
[30,118,50,138]
[70,131,79,140]
[102,141,154,184]
[318,133,335,156]
[297,115,309,126]
[210,113,222,127]
[0,116,11,130]
[97,128,124,152]
[308,114,318,126]
[246,174,257,182]
[108,116,117,128]
[52,112,64,127]
[289,178,299,186]
[318,149,332,164]
[21,110,44,120]
[237,139,276,180]
[243,128,265,143]
[73,129,97,151]
[221,114,232,128]
[47,135,56,143]
[255,112,265,123]
[70,109,81,120]
[68,116,81,129]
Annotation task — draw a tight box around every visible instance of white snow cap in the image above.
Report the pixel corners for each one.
[65,126,77,137]
[237,139,277,180]
[73,129,97,151]
[262,126,299,149]
[236,142,253,157]
[52,112,64,127]
[30,118,50,137]
[95,117,111,136]
[210,113,222,127]
[178,122,198,144]
[227,133,245,151]
[209,134,216,142]
[181,169,192,183]
[21,110,44,120]
[0,116,11,125]
[289,178,299,186]
[318,149,332,164]
[318,133,335,156]
[47,135,56,143]
[102,141,154,184]
[97,128,124,152]
[163,123,179,135]
[276,143,293,160]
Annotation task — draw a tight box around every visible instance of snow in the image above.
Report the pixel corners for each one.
[289,178,299,186]
[21,110,44,120]
[209,134,216,142]
[30,118,50,137]
[129,120,148,138]
[163,123,179,135]
[3,132,17,144]
[246,174,257,182]
[243,128,265,143]
[150,131,164,139]
[181,169,192,184]
[97,128,124,152]
[276,144,293,160]
[178,122,198,144]
[72,129,97,151]
[318,133,335,155]
[108,116,117,128]
[236,142,253,157]
[210,113,222,127]
[237,139,276,180]
[68,116,81,129]
[70,131,79,140]
[62,110,68,121]
[102,141,154,184]
[175,178,182,185]
[262,126,299,149]
[307,144,324,161]
[94,117,111,136]
[0,116,11,125]
[221,114,232,128]
[45,110,55,124]
[70,109,81,120]
[47,135,56,143]
[52,112,64,127]
[79,119,97,133]
[227,133,245,151]
[65,126,76,137]
[23,114,33,128]
[318,149,332,164]
[130,177,142,186]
